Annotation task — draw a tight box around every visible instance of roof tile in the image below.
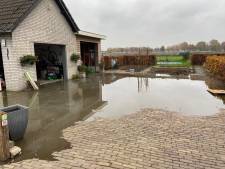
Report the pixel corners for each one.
[0,0,38,32]
[0,0,79,33]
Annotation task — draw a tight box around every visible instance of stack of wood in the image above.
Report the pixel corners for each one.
[0,112,10,161]
[208,89,225,95]
[191,54,208,65]
[0,112,22,162]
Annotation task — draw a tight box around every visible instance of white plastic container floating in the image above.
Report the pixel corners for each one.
[10,146,22,158]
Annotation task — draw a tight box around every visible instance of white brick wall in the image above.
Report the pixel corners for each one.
[3,0,78,91]
[0,36,15,90]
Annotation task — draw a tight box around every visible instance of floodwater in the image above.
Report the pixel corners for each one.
[0,70,224,161]
[0,77,104,161]
[93,74,225,119]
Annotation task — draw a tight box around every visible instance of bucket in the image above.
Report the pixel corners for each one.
[0,105,28,141]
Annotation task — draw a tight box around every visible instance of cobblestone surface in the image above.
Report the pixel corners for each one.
[2,109,225,169]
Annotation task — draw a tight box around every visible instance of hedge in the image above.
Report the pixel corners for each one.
[191,53,225,65]
[205,55,225,80]
[102,55,156,70]
[191,54,208,65]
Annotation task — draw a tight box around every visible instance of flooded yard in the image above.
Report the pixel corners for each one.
[94,75,225,119]
[0,68,224,161]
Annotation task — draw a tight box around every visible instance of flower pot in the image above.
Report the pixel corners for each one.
[79,72,86,78]
[0,105,28,141]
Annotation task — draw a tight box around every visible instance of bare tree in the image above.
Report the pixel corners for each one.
[221,42,225,51]
[209,39,221,51]
[160,46,165,52]
[188,44,196,51]
[196,41,208,51]
[106,39,225,54]
[179,42,189,51]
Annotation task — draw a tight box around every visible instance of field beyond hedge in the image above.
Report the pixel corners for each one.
[156,55,191,67]
[157,55,184,62]
[205,56,225,80]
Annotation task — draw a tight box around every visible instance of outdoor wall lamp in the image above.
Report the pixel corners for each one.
[1,39,9,59]
[1,39,6,47]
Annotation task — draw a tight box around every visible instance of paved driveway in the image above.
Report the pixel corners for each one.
[3,109,225,169]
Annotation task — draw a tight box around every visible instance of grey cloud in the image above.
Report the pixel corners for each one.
[64,0,225,49]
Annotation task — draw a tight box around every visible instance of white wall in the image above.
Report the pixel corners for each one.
[0,36,14,90]
[5,0,77,91]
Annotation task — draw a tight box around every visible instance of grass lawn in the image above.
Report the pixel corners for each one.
[157,55,184,62]
[156,55,191,67]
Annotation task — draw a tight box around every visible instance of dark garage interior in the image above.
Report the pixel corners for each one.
[0,44,5,89]
[80,41,98,68]
[34,43,67,81]
[0,44,4,78]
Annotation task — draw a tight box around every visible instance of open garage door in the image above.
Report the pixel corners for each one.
[80,41,98,69]
[34,43,67,83]
[0,44,5,89]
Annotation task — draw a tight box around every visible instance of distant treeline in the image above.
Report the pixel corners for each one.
[106,40,225,54]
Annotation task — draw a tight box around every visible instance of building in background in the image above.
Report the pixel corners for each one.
[0,0,105,91]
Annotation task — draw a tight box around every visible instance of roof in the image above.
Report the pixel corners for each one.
[76,30,106,40]
[0,0,79,33]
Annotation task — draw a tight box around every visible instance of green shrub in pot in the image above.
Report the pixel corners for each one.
[78,65,87,72]
[70,53,80,63]
[85,67,95,75]
[99,62,104,70]
[20,55,38,66]
[72,74,80,80]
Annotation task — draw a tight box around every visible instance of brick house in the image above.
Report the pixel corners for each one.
[0,0,105,91]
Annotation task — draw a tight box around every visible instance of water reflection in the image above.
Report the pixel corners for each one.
[0,76,104,161]
[137,78,150,92]
[93,74,225,119]
[0,73,224,161]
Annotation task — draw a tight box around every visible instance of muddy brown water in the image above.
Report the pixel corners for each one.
[0,71,224,162]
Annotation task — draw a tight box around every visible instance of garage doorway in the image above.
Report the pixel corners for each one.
[34,43,67,83]
[80,42,98,69]
[0,44,5,89]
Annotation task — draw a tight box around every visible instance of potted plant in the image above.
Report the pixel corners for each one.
[20,55,38,66]
[99,62,104,72]
[70,53,80,63]
[78,65,87,78]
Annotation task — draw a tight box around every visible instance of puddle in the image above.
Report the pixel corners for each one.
[0,70,224,162]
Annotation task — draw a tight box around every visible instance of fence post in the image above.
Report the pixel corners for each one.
[0,112,10,161]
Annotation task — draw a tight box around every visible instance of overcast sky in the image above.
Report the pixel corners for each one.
[64,0,225,50]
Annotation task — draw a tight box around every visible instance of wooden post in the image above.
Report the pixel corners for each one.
[0,112,10,161]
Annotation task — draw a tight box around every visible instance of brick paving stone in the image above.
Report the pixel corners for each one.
[1,109,225,169]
